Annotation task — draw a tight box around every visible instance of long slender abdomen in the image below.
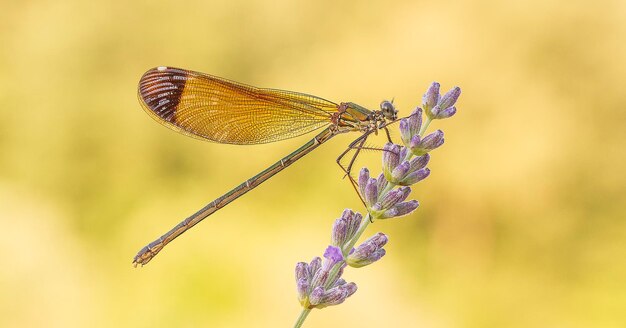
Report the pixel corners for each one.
[132,127,337,266]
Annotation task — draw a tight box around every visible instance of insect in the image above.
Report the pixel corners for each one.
[133,66,397,266]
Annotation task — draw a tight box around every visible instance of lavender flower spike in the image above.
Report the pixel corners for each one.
[422,82,440,112]
[399,108,423,147]
[293,80,461,327]
[382,143,402,183]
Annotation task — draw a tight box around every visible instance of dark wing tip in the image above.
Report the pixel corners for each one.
[138,66,189,123]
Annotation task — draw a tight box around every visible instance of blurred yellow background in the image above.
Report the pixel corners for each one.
[1,0,625,327]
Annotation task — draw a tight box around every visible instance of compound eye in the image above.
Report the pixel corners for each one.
[380,100,397,120]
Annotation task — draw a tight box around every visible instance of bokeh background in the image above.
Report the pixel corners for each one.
[1,0,625,327]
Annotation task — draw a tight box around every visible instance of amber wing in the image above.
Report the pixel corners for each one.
[138,67,338,144]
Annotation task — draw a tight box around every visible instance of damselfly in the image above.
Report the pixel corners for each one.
[133,66,398,266]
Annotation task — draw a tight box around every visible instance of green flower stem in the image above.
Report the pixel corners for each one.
[419,116,432,137]
[293,308,312,328]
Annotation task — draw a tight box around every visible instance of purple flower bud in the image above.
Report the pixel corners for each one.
[429,105,442,118]
[309,257,321,276]
[370,233,389,248]
[295,262,309,282]
[410,107,423,124]
[319,287,348,306]
[297,278,309,304]
[383,143,400,165]
[307,275,357,309]
[308,286,325,306]
[308,281,358,308]
[364,178,379,208]
[421,130,444,150]
[423,82,440,112]
[344,212,362,243]
[381,200,420,219]
[382,143,401,181]
[437,86,461,110]
[399,168,430,186]
[409,130,444,156]
[342,282,358,298]
[383,143,400,169]
[310,268,329,289]
[332,209,363,248]
[391,161,411,182]
[358,168,370,197]
[429,105,458,119]
[397,200,420,215]
[364,249,385,266]
[435,106,456,119]
[399,108,423,148]
[307,256,325,289]
[331,219,347,248]
[399,146,409,160]
[409,134,421,150]
[399,119,411,146]
[333,278,346,288]
[409,154,430,171]
[347,233,388,268]
[377,186,411,210]
[375,173,388,195]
